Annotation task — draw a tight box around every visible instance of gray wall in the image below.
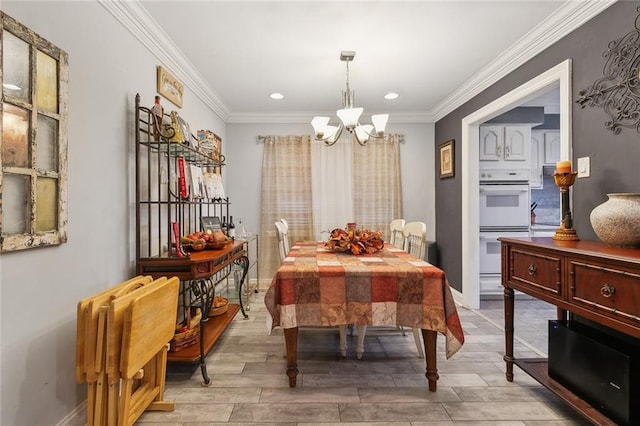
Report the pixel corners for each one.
[435,1,640,292]
[1,2,225,424]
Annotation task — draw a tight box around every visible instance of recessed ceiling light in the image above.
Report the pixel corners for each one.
[384,92,399,100]
[270,92,284,100]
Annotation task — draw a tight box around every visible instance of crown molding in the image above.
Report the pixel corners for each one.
[102,0,614,125]
[430,0,616,122]
[227,111,435,124]
[99,0,230,121]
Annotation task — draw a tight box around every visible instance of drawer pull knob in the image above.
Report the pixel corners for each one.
[528,264,537,275]
[601,283,616,298]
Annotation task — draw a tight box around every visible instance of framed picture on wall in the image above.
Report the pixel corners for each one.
[157,65,184,108]
[439,139,454,179]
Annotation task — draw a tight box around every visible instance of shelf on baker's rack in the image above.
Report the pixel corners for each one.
[167,303,240,363]
[138,137,222,168]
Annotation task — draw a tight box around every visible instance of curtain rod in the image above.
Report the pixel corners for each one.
[257,134,405,143]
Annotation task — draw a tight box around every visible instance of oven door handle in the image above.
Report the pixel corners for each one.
[479,188,528,194]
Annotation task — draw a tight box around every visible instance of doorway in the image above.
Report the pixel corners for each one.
[457,59,572,309]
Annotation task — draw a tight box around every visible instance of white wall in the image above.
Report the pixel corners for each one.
[224,122,436,253]
[1,2,224,424]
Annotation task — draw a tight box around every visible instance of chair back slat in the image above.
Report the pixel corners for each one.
[403,221,427,260]
[389,219,405,248]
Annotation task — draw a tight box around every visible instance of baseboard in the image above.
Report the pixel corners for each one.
[56,400,85,426]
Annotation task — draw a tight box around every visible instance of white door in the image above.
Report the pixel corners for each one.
[504,126,529,161]
[479,125,503,161]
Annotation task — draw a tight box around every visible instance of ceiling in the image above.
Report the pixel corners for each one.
[129,1,610,123]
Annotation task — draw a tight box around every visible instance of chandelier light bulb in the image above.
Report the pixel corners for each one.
[371,114,389,135]
[311,116,330,137]
[324,125,340,144]
[337,107,363,129]
[355,124,373,143]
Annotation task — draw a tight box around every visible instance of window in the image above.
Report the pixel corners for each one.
[1,12,68,251]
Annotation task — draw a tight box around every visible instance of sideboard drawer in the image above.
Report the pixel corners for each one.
[509,247,562,297]
[569,260,640,326]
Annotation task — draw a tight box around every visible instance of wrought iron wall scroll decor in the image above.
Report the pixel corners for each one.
[576,7,640,134]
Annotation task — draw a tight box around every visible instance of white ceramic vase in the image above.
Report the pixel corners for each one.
[589,193,640,248]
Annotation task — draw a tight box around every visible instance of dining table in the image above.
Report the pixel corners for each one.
[264,241,465,390]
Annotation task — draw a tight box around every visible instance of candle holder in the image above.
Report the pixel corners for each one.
[552,171,579,241]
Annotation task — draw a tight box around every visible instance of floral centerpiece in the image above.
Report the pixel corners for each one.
[325,228,384,255]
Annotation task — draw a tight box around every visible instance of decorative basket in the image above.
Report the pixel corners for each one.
[206,240,229,250]
[170,325,199,352]
[182,243,205,252]
[209,296,229,317]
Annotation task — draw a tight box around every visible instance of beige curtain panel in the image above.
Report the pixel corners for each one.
[352,133,403,240]
[259,135,314,281]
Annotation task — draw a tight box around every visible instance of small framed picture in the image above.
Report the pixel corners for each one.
[157,65,184,107]
[439,139,455,179]
[201,216,221,233]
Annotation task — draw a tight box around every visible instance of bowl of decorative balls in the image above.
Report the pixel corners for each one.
[181,230,230,250]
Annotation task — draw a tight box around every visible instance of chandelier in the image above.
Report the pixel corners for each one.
[311,51,389,146]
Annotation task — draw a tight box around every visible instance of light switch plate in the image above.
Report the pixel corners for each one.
[577,156,590,178]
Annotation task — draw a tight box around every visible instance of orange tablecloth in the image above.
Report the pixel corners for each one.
[265,241,465,358]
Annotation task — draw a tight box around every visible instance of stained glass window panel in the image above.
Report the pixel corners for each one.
[2,103,30,167]
[36,114,58,171]
[2,174,31,234]
[36,177,57,232]
[2,30,30,102]
[36,50,58,113]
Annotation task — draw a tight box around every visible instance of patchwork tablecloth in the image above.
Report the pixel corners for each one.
[265,241,465,358]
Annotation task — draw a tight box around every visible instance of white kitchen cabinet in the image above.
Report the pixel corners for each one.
[479,125,503,161]
[530,130,543,188]
[543,130,560,164]
[479,125,530,164]
[504,126,529,161]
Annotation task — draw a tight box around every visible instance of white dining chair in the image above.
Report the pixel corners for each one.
[389,218,406,248]
[275,220,360,356]
[403,221,427,260]
[279,218,291,254]
[358,221,428,358]
[274,221,288,262]
[402,221,428,358]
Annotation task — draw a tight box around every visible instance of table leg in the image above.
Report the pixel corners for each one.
[421,329,439,392]
[355,325,366,360]
[283,327,299,387]
[338,325,347,357]
[503,286,515,382]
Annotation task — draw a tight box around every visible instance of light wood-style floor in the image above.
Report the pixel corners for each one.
[136,289,589,425]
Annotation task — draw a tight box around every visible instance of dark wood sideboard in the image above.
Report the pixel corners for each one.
[499,237,640,425]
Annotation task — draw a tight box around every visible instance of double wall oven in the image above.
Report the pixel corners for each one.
[479,169,530,295]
